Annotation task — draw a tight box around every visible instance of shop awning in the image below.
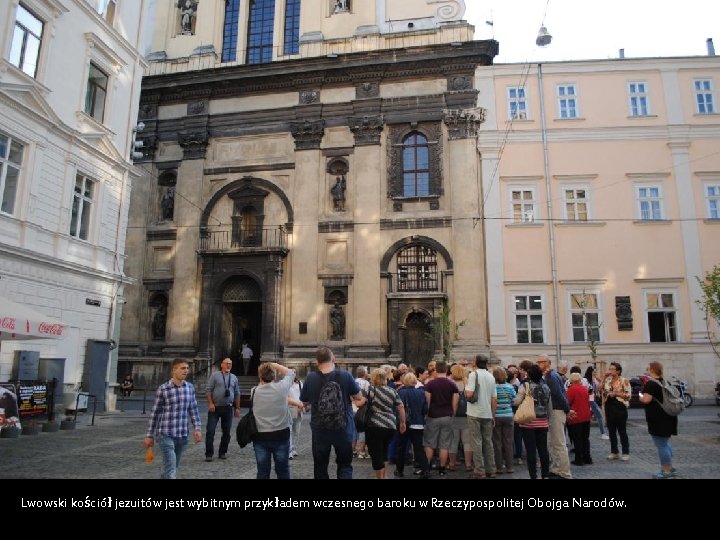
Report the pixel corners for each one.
[0,297,65,340]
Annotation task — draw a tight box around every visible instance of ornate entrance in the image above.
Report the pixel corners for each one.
[403,311,435,367]
[221,277,262,375]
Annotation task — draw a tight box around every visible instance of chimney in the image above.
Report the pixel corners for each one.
[619,48,625,59]
[707,38,716,56]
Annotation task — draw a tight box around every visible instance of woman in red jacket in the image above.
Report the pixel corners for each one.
[566,372,593,466]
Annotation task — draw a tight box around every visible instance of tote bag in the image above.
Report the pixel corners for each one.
[513,383,536,424]
[354,387,373,433]
[236,389,257,448]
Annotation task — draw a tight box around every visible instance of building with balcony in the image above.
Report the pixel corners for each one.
[119,0,495,384]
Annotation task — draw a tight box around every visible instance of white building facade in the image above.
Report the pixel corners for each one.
[0,0,150,410]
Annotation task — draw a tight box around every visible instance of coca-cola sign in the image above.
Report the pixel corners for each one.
[0,317,16,331]
[38,322,63,336]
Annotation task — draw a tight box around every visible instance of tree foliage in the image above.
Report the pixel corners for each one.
[696,264,720,359]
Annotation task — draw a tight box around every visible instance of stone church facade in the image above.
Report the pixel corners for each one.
[119,0,495,383]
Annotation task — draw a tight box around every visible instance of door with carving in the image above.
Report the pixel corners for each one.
[403,311,434,368]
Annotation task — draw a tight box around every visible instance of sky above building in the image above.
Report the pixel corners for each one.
[464,0,719,64]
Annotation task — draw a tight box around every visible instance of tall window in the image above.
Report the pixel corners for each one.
[646,292,677,342]
[247,0,275,64]
[694,79,715,114]
[396,245,438,291]
[9,4,44,78]
[510,188,536,223]
[514,295,544,344]
[283,0,301,55]
[0,132,24,215]
[637,186,663,220]
[70,174,95,240]
[507,86,528,120]
[557,84,578,119]
[706,184,720,219]
[564,187,589,221]
[222,0,240,62]
[402,132,430,197]
[95,0,116,23]
[628,82,649,116]
[570,292,600,342]
[84,63,108,122]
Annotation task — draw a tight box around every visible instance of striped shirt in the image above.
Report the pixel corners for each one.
[146,379,201,438]
[368,384,403,430]
[495,382,516,419]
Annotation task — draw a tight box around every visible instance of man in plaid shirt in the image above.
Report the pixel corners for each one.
[144,358,202,478]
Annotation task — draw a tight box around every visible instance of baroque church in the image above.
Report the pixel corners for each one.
[119,0,494,384]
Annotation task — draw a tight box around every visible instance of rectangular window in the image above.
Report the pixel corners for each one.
[9,4,44,78]
[84,62,108,122]
[570,292,601,343]
[221,0,240,62]
[637,186,663,220]
[246,0,276,64]
[695,79,715,114]
[507,86,528,120]
[511,189,536,223]
[557,84,578,119]
[707,184,720,219]
[70,174,95,240]
[514,295,544,344]
[646,292,677,342]
[283,0,301,56]
[0,132,24,215]
[564,187,589,221]
[628,82,649,116]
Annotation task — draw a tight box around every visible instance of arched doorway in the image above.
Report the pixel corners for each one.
[222,277,262,376]
[403,311,435,368]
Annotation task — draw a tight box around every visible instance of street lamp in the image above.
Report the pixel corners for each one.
[535,27,562,364]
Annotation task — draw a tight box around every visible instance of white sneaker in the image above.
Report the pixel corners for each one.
[600,434,610,440]
[620,454,630,461]
[607,453,619,460]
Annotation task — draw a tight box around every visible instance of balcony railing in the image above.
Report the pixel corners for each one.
[386,271,446,293]
[199,227,287,252]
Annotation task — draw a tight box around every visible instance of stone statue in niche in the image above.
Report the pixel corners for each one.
[331,175,346,211]
[329,301,346,340]
[334,0,349,14]
[178,0,197,35]
[160,187,175,221]
[152,305,167,340]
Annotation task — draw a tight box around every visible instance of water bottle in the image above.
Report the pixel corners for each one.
[145,446,154,463]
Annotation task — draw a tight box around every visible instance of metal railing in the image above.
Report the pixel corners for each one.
[199,227,287,252]
[386,271,444,293]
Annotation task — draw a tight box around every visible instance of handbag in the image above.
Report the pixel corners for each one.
[513,382,536,424]
[354,387,373,433]
[236,388,258,448]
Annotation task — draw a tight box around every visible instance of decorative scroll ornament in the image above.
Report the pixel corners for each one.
[427,0,465,21]
[443,108,486,140]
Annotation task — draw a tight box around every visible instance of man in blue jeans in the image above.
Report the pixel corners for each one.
[300,347,365,479]
[144,358,202,479]
[205,358,241,461]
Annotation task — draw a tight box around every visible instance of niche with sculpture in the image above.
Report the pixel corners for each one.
[331,0,350,14]
[326,289,347,340]
[327,158,349,212]
[177,0,198,35]
[149,292,169,341]
[158,169,177,222]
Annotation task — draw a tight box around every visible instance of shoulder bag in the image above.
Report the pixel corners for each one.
[513,382,536,424]
[236,388,258,448]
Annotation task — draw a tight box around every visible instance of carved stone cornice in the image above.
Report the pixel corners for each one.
[289,119,325,150]
[356,81,379,99]
[348,115,384,146]
[443,108,486,140]
[178,131,209,160]
[299,90,320,104]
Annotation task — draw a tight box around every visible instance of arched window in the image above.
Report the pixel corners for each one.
[397,245,438,291]
[222,0,240,62]
[402,132,430,197]
[247,0,275,64]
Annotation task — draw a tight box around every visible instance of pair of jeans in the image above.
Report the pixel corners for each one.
[253,438,291,479]
[605,399,629,455]
[157,433,188,479]
[205,405,233,458]
[650,434,673,466]
[311,428,353,479]
[521,427,550,479]
[590,400,605,434]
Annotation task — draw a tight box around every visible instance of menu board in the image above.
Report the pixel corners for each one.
[17,382,48,417]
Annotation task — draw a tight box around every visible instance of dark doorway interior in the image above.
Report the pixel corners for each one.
[222,302,262,376]
[403,311,434,368]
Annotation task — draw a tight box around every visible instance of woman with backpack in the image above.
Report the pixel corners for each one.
[639,361,679,479]
[513,364,551,479]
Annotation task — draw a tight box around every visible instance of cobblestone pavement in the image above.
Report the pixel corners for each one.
[1,399,718,480]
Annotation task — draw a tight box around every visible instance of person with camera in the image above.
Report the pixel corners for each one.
[205,358,241,461]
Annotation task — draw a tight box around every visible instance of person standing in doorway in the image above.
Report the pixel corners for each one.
[240,341,253,376]
[144,358,202,479]
[205,358,241,461]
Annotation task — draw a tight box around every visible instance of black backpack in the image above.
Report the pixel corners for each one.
[316,372,347,430]
[456,388,468,417]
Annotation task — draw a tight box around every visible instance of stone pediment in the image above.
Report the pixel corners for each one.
[0,82,63,127]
